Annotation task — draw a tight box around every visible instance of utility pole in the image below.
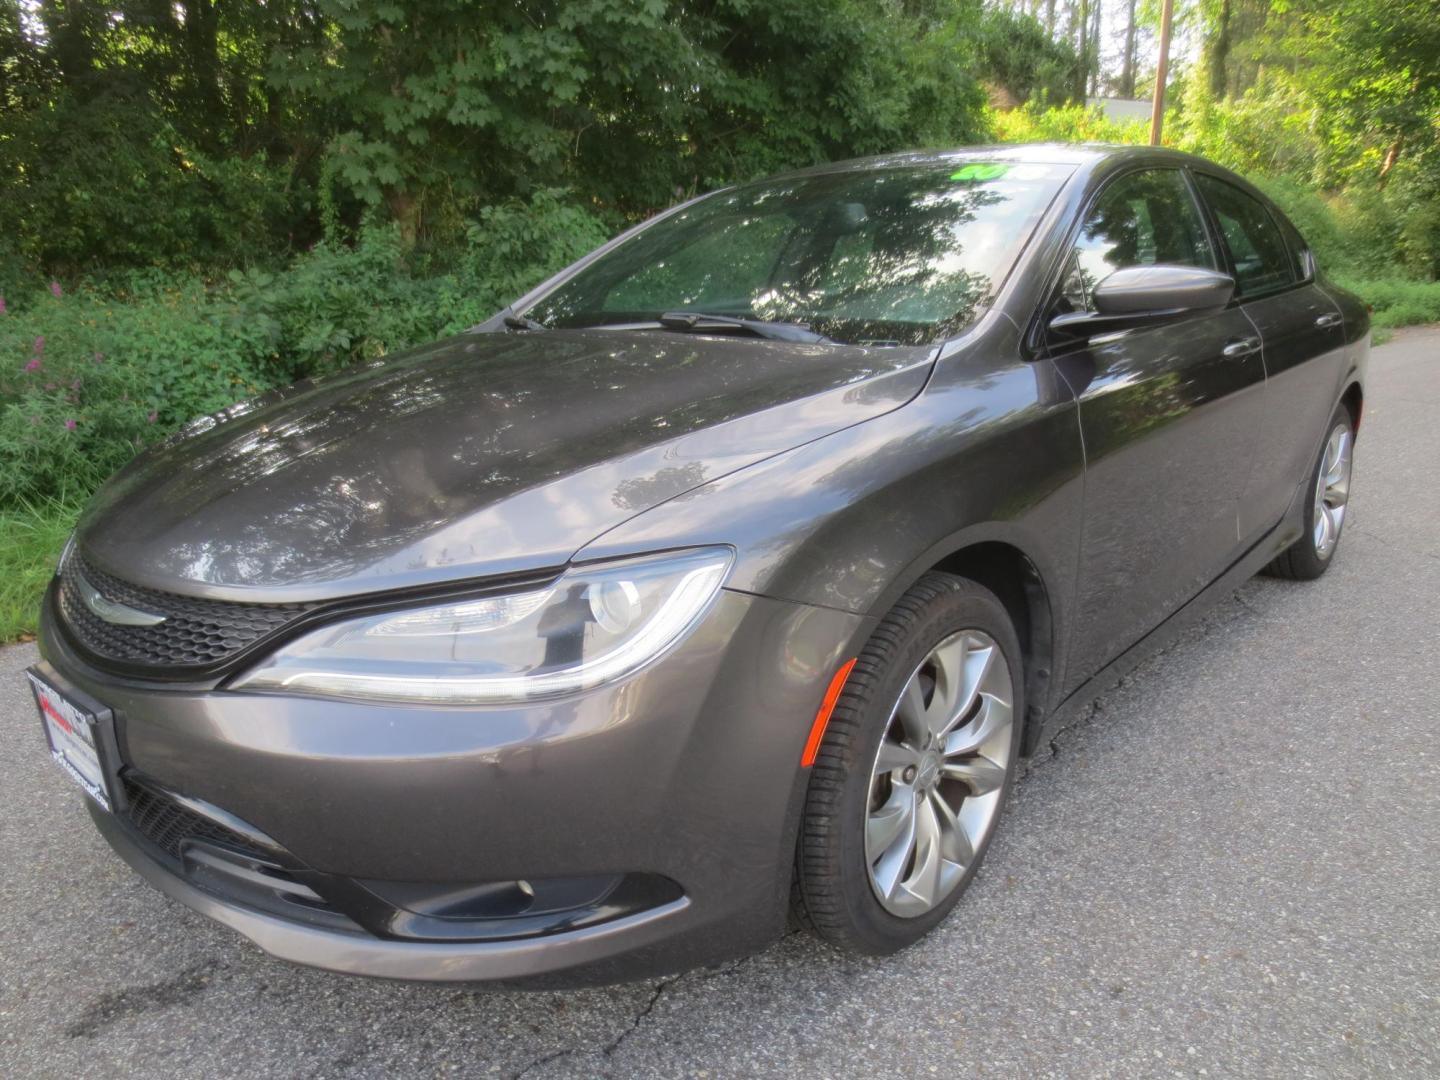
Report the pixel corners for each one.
[1149,0,1175,145]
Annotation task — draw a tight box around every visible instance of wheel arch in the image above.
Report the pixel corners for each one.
[1340,380,1363,434]
[868,530,1062,758]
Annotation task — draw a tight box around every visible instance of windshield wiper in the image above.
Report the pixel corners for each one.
[502,310,547,332]
[658,311,832,344]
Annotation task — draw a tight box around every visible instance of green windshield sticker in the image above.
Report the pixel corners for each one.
[951,163,1009,181]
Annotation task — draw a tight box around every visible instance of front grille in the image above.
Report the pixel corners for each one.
[57,552,312,671]
[123,776,266,861]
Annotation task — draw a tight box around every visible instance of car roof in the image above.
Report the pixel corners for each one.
[766,142,1210,182]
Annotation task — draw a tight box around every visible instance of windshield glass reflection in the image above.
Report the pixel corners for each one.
[532,161,1072,346]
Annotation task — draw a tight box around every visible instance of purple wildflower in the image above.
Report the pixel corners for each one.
[24,358,41,372]
[50,281,62,299]
[33,335,44,355]
[0,296,7,315]
[70,378,82,390]
[64,418,77,431]
[92,351,104,364]
[146,410,158,424]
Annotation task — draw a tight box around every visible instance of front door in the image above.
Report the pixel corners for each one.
[1048,167,1268,693]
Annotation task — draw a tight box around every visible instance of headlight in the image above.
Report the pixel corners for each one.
[230,547,733,704]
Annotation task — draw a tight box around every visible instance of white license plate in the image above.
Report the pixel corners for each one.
[29,670,113,812]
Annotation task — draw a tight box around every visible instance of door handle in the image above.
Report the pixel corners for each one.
[1315,312,1343,329]
[1222,338,1261,359]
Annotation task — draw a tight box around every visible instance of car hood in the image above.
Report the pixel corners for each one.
[77,328,932,601]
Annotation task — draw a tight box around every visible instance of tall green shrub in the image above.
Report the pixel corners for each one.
[0,189,614,504]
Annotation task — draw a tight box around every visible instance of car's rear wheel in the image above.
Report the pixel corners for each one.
[1264,404,1354,580]
[793,572,1023,954]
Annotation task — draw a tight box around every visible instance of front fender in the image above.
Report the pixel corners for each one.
[576,327,1086,700]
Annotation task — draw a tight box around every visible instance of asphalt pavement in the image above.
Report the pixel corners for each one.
[1,328,1437,1079]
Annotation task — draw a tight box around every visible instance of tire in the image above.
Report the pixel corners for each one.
[793,572,1024,955]
[1264,404,1355,581]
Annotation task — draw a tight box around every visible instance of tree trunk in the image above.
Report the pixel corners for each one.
[1074,0,1090,102]
[1378,138,1403,189]
[1045,0,1057,35]
[1121,0,1137,97]
[1089,0,1102,97]
[388,190,420,248]
[183,0,225,148]
[40,0,103,98]
[1207,0,1232,99]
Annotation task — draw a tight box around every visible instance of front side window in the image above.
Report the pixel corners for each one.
[1061,168,1216,311]
[1194,174,1298,297]
[529,162,1073,346]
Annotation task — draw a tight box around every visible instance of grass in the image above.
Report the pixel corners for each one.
[1336,276,1440,330]
[0,496,81,642]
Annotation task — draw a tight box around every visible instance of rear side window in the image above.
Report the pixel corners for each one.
[1062,168,1215,311]
[1194,174,1297,297]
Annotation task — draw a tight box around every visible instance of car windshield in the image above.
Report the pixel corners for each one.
[528,161,1072,346]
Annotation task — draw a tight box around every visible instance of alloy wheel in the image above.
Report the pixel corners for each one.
[1312,423,1353,559]
[864,629,1014,917]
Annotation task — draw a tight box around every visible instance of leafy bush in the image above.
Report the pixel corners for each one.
[1332,277,1440,329]
[0,281,275,504]
[0,190,612,506]
[227,191,611,380]
[1250,178,1349,274]
[1175,80,1342,188]
[454,190,615,313]
[0,90,302,277]
[963,7,1079,108]
[1394,190,1440,282]
[990,102,1147,146]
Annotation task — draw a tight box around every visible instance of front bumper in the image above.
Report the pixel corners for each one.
[39,585,869,985]
[88,800,694,983]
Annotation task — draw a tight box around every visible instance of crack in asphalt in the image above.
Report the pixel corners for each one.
[508,959,755,1079]
[1348,523,1440,562]
[63,959,225,1039]
[507,976,680,1080]
[601,974,683,1062]
[1034,585,1256,769]
[508,1047,578,1080]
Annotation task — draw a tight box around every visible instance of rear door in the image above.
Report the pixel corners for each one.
[1046,166,1268,694]
[1192,172,1349,542]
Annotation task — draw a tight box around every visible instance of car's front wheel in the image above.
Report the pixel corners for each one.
[793,573,1023,954]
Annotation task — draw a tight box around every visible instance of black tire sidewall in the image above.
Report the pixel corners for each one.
[803,575,1024,953]
[1295,405,1355,576]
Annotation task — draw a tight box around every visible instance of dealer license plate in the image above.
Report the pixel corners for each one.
[28,668,117,812]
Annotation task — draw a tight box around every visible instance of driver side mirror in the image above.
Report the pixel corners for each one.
[1049,265,1235,338]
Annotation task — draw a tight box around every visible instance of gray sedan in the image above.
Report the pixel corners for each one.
[27,143,1367,985]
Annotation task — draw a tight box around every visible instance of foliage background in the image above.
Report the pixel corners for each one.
[0,0,1437,637]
